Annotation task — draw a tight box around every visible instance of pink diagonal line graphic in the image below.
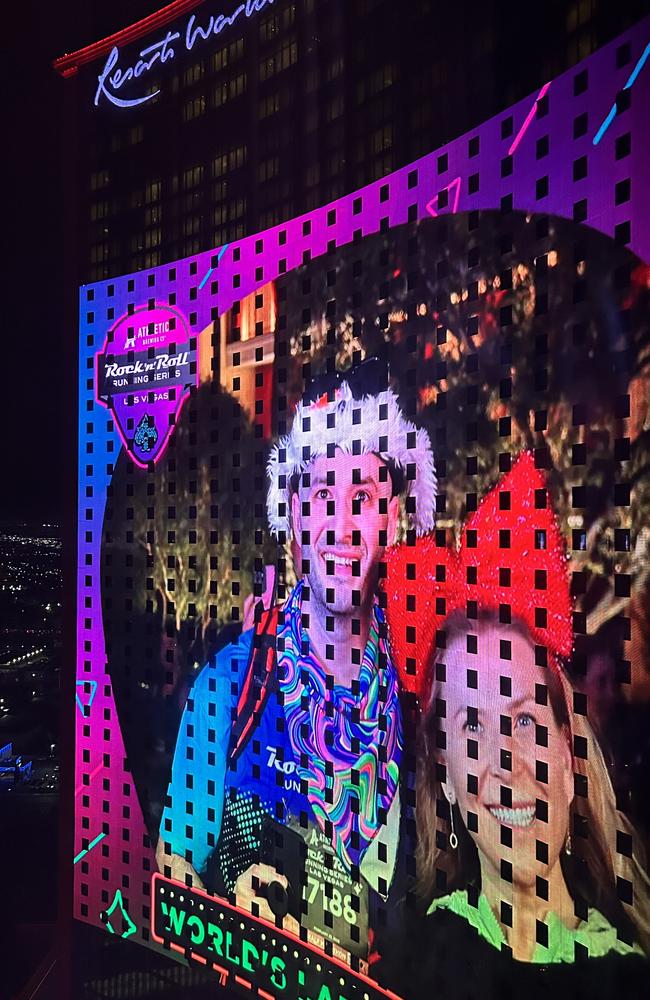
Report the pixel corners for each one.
[426,176,462,218]
[75,760,103,797]
[508,81,552,156]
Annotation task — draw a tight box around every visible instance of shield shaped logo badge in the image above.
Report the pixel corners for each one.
[95,304,196,466]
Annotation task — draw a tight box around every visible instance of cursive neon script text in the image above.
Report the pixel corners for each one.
[95,0,275,109]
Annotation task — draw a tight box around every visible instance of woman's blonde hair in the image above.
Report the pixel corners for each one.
[416,611,650,954]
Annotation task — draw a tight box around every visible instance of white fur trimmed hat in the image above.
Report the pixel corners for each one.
[266,379,437,538]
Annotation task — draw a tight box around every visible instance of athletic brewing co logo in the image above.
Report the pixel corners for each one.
[95,304,196,467]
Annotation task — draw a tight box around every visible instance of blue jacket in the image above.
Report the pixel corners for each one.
[160,624,415,970]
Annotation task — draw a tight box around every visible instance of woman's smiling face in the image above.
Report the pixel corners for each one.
[439,621,574,890]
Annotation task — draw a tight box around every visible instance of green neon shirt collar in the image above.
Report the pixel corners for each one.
[427,889,643,963]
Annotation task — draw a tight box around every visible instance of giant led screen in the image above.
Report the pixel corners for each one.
[76,22,650,1000]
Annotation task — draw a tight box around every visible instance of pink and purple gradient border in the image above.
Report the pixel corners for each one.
[74,15,650,979]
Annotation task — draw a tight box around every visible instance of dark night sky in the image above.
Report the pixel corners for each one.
[3,2,162,524]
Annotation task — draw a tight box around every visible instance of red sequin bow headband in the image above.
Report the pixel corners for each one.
[384,451,573,697]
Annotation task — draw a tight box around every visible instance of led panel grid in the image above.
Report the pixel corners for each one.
[75,22,650,1000]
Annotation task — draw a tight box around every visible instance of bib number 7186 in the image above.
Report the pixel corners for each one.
[306,876,357,925]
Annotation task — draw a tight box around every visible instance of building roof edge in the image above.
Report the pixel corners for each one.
[52,0,206,77]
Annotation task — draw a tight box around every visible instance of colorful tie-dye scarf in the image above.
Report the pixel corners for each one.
[277,580,403,872]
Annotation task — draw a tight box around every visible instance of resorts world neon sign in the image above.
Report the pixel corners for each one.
[94,0,275,109]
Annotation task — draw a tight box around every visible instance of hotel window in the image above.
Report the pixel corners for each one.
[260,13,280,42]
[145,228,162,249]
[259,39,298,81]
[377,63,396,92]
[184,95,207,121]
[212,153,229,178]
[325,94,345,122]
[304,162,320,188]
[371,153,393,180]
[145,83,161,106]
[183,237,201,256]
[567,28,595,63]
[230,38,244,61]
[260,92,281,119]
[90,242,110,264]
[212,37,244,73]
[229,198,247,221]
[326,56,344,82]
[90,170,110,192]
[183,166,204,190]
[371,125,393,155]
[128,125,144,146]
[231,73,247,98]
[183,61,204,87]
[258,157,280,183]
[90,201,109,222]
[214,73,247,108]
[566,0,594,31]
[327,151,345,178]
[213,45,229,72]
[260,4,295,42]
[144,251,161,269]
[356,63,396,104]
[145,206,162,226]
[213,82,228,108]
[182,216,201,238]
[229,145,247,170]
[145,180,161,204]
[183,191,203,213]
[259,208,281,230]
[326,180,344,201]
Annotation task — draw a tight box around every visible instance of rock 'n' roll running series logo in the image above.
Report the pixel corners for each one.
[95,304,196,466]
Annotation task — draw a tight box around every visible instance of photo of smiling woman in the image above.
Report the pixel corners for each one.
[386,452,650,998]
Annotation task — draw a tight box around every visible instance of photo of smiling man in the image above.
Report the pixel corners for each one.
[157,356,436,979]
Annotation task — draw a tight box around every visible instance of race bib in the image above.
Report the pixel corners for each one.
[302,824,369,959]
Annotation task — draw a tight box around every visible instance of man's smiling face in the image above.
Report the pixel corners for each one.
[291,450,399,617]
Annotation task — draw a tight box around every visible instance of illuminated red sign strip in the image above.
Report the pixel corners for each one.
[55,0,277,109]
[52,0,206,77]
